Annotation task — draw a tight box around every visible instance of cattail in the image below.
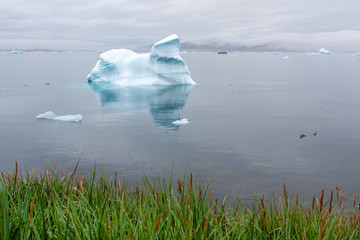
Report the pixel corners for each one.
[283,182,288,206]
[130,229,133,240]
[114,172,117,191]
[312,197,315,210]
[213,199,218,224]
[1,172,6,183]
[320,222,329,239]
[14,161,18,185]
[319,189,324,212]
[107,214,111,231]
[329,190,333,212]
[30,169,34,181]
[336,186,340,203]
[190,173,193,193]
[199,186,202,201]
[29,196,35,218]
[203,217,209,234]
[321,208,330,227]
[279,196,282,211]
[79,176,85,191]
[354,212,360,228]
[296,192,299,209]
[340,216,349,230]
[188,232,194,240]
[178,180,182,196]
[316,198,320,210]
[354,192,356,208]
[46,170,51,183]
[154,214,162,233]
[236,195,242,208]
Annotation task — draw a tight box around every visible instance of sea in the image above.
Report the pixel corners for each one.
[1,50,359,201]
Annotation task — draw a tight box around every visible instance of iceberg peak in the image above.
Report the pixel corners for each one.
[87,34,196,86]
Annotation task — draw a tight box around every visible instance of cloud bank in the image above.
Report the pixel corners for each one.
[1,0,359,52]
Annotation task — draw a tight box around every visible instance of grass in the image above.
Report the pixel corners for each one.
[0,161,359,239]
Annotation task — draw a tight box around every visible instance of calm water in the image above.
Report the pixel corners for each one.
[1,51,359,200]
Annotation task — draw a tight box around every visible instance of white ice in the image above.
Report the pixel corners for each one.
[318,48,330,55]
[11,50,23,54]
[37,111,82,123]
[172,118,189,126]
[87,34,196,86]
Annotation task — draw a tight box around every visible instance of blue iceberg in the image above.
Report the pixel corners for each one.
[87,34,196,86]
[318,48,330,55]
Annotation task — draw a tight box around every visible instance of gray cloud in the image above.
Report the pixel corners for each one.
[1,0,359,51]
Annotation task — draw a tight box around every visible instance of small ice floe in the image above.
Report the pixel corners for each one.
[11,50,23,54]
[269,52,279,55]
[282,56,289,60]
[318,48,330,55]
[2,88,10,91]
[172,118,189,126]
[37,111,82,123]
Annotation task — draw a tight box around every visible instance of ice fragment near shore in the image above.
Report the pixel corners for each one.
[318,48,330,55]
[87,34,196,86]
[37,111,82,123]
[172,118,189,126]
[11,50,23,54]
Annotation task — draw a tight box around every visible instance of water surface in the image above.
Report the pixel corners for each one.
[1,51,359,200]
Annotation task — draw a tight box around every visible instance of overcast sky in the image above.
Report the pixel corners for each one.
[1,0,359,51]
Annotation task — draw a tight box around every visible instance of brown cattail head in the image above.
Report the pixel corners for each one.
[283,182,288,206]
[312,197,315,210]
[329,190,333,212]
[354,192,356,208]
[319,189,324,212]
[203,217,209,233]
[107,214,111,231]
[79,176,85,191]
[14,161,18,185]
[190,172,193,193]
[296,192,299,209]
[320,221,329,239]
[279,196,282,211]
[236,195,242,208]
[154,214,162,233]
[114,172,117,190]
[29,196,35,218]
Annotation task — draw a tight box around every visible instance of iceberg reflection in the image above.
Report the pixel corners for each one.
[88,82,193,129]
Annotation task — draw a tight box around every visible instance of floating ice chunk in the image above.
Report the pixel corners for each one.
[318,48,330,55]
[37,111,82,123]
[282,56,289,59]
[11,50,23,54]
[172,118,189,126]
[87,34,196,86]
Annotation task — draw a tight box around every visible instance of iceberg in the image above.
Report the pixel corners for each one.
[318,48,330,55]
[87,34,196,86]
[11,50,23,54]
[37,111,82,123]
[172,118,189,126]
